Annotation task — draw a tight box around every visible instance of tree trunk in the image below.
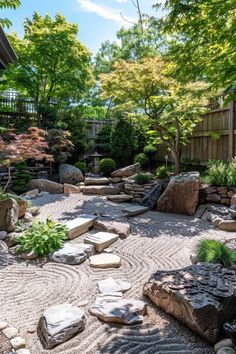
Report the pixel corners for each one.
[170,148,181,175]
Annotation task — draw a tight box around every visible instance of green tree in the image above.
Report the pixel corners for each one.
[0,0,21,28]
[100,57,209,174]
[4,12,93,126]
[95,124,112,155]
[155,0,236,100]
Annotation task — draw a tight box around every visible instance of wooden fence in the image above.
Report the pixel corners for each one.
[157,101,236,164]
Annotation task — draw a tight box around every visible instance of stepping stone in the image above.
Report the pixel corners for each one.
[84,177,109,185]
[89,294,146,324]
[10,336,26,350]
[98,277,131,294]
[94,219,131,239]
[121,205,149,216]
[82,185,120,195]
[51,244,87,265]
[38,303,85,349]
[106,194,133,203]
[65,214,97,240]
[89,253,121,268]
[84,231,119,252]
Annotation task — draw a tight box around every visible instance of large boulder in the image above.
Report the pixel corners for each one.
[143,263,236,344]
[59,164,84,185]
[0,198,19,232]
[111,163,141,178]
[28,179,63,194]
[156,171,200,215]
[38,303,85,349]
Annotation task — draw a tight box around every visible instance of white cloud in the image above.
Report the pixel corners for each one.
[115,0,128,3]
[77,0,136,25]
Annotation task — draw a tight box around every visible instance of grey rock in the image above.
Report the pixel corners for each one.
[207,204,230,216]
[0,231,7,240]
[140,184,163,210]
[29,179,63,194]
[98,277,131,294]
[111,163,141,178]
[194,204,207,219]
[214,339,234,352]
[0,198,19,232]
[229,205,236,219]
[59,164,84,185]
[217,348,236,354]
[121,205,149,216]
[89,294,146,325]
[5,232,22,247]
[38,303,85,349]
[106,194,133,203]
[51,243,87,265]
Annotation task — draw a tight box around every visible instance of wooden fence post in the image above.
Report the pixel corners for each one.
[228,101,236,160]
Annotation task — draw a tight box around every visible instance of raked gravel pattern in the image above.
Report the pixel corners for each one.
[0,194,231,354]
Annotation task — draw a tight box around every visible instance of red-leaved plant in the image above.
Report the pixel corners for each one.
[0,127,53,194]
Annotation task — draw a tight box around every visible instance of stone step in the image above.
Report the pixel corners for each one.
[84,231,119,252]
[121,205,149,216]
[89,253,121,268]
[106,194,133,203]
[82,185,120,195]
[84,177,109,186]
[65,214,97,240]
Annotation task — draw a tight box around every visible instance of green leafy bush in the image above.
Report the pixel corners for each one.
[95,124,112,155]
[99,158,116,177]
[11,162,31,194]
[156,165,170,179]
[196,239,236,267]
[134,153,148,168]
[17,218,68,256]
[143,145,157,157]
[205,160,236,187]
[74,161,87,174]
[134,173,154,185]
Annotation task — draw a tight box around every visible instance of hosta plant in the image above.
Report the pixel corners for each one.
[17,218,68,256]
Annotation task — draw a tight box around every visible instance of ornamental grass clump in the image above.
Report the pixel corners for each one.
[17,218,68,256]
[196,239,236,268]
[134,173,154,185]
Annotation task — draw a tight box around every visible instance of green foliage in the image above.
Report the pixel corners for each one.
[95,125,112,155]
[196,239,236,268]
[74,161,87,174]
[17,218,68,256]
[134,173,154,185]
[143,145,157,157]
[156,165,170,179]
[134,153,148,168]
[0,0,21,28]
[110,116,138,167]
[11,162,31,194]
[205,160,236,187]
[47,129,74,164]
[99,158,116,177]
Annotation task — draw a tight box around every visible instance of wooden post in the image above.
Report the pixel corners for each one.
[228,101,236,160]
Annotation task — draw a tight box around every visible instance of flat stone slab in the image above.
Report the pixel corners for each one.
[121,205,149,216]
[89,294,146,324]
[38,303,85,349]
[94,219,131,239]
[65,214,97,239]
[84,177,109,185]
[218,220,236,232]
[82,185,120,195]
[84,231,119,252]
[51,243,87,265]
[143,263,236,344]
[89,253,121,268]
[106,194,133,203]
[98,277,131,294]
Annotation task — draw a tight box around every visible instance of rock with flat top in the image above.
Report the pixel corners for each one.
[38,303,85,349]
[65,214,97,240]
[51,244,87,265]
[28,179,63,194]
[89,294,146,324]
[98,277,131,294]
[156,171,200,215]
[94,219,131,239]
[143,263,236,344]
[84,177,109,185]
[59,164,84,185]
[218,220,236,232]
[89,253,121,268]
[122,205,149,216]
[63,184,81,194]
[111,163,141,178]
[84,231,119,252]
[82,185,120,195]
[106,194,133,203]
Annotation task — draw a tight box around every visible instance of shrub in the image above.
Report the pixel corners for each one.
[196,239,236,267]
[134,153,148,168]
[47,129,74,164]
[11,162,31,194]
[99,158,116,177]
[156,165,170,179]
[95,124,112,155]
[205,160,236,187]
[74,161,87,174]
[143,145,157,157]
[17,218,68,256]
[134,173,154,185]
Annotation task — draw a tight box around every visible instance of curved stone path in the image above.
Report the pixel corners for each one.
[0,194,230,354]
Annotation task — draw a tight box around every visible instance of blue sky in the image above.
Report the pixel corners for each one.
[2,0,158,54]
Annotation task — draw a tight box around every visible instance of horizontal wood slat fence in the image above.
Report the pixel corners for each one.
[157,101,236,164]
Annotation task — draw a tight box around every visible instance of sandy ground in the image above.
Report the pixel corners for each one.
[0,194,230,354]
